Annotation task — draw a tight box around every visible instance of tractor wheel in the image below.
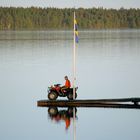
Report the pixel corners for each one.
[48,91,58,100]
[48,107,58,116]
[67,107,77,115]
[67,92,77,100]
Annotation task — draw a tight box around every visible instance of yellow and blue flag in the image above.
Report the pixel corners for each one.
[74,19,79,43]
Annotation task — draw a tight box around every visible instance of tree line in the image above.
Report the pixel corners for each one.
[0,7,140,30]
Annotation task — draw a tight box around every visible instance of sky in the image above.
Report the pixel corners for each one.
[0,0,140,9]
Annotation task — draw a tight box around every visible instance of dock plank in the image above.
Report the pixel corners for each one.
[37,98,140,109]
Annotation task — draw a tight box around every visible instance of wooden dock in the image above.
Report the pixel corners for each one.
[37,97,140,109]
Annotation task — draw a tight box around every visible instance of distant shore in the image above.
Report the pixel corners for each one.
[0,7,140,30]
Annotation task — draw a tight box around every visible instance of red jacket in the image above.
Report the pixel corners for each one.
[65,80,71,88]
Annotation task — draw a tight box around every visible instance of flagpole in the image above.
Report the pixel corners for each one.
[73,10,76,140]
[73,11,76,100]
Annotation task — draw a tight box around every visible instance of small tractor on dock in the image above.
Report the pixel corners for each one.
[48,84,78,100]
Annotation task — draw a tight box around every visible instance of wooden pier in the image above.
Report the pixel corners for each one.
[37,97,140,109]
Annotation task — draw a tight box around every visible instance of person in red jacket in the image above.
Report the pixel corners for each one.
[64,76,71,88]
[61,76,71,92]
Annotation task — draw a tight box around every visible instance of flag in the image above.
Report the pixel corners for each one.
[74,19,79,43]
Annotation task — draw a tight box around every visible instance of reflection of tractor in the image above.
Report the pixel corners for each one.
[48,107,77,117]
[48,107,77,129]
[48,84,78,100]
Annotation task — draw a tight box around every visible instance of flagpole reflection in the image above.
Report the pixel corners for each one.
[73,107,76,140]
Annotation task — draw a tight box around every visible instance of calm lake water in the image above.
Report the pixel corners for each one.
[0,30,140,140]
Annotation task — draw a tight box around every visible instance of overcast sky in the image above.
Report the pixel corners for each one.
[0,0,140,9]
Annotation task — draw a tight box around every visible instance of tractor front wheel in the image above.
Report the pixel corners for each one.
[48,107,58,116]
[48,91,58,100]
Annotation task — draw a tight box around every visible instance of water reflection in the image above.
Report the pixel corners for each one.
[1,30,140,140]
[48,107,77,130]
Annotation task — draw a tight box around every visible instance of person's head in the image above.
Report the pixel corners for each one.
[64,76,68,80]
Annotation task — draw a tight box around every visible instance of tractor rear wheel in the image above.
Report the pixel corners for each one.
[67,92,77,100]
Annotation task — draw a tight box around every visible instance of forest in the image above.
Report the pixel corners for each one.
[0,7,140,30]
